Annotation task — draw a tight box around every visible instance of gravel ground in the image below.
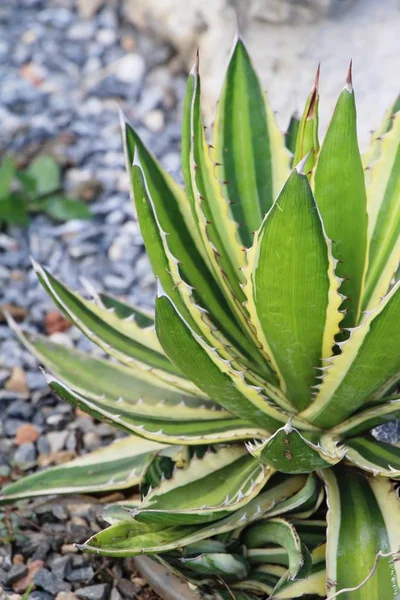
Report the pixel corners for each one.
[0,0,187,598]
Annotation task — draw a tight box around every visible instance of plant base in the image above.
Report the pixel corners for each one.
[134,556,201,600]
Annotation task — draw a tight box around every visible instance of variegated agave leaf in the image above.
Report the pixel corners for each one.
[78,474,315,556]
[86,473,324,597]
[15,52,400,479]
[0,437,165,503]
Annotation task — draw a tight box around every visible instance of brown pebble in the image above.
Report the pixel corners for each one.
[20,62,45,86]
[12,554,25,565]
[12,559,44,593]
[44,311,72,335]
[98,492,125,504]
[61,544,78,554]
[121,35,136,51]
[0,303,27,322]
[10,270,24,281]
[38,450,77,467]
[5,367,28,394]
[75,407,91,418]
[55,593,79,600]
[15,423,39,445]
[70,516,87,527]
[131,576,145,587]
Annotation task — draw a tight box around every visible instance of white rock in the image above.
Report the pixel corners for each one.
[123,0,400,148]
[115,54,145,84]
[143,109,165,133]
[97,29,117,47]
[65,168,93,190]
[48,332,74,348]
[46,431,69,454]
[67,21,95,40]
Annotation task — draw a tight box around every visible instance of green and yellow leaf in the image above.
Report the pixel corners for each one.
[302,281,400,427]
[243,168,343,410]
[312,69,368,326]
[321,467,400,599]
[131,445,272,525]
[293,65,320,175]
[0,437,165,502]
[155,292,314,432]
[345,436,400,478]
[44,374,267,445]
[363,111,400,311]
[79,475,309,556]
[213,38,290,247]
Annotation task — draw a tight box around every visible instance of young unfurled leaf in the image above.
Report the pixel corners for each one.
[293,65,320,175]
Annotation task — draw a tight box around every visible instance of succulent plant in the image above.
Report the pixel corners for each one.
[2,38,400,598]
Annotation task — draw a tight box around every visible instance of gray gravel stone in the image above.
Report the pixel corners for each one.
[16,533,48,558]
[51,556,72,580]
[37,435,51,454]
[6,399,33,420]
[3,418,26,437]
[34,568,72,594]
[4,563,28,586]
[0,568,8,586]
[14,442,37,464]
[28,592,53,600]
[26,370,47,390]
[66,566,94,583]
[110,588,123,600]
[52,505,70,521]
[67,21,96,40]
[0,369,9,386]
[75,584,110,600]
[0,465,11,477]
[72,555,90,568]
[373,420,400,445]
[32,539,52,561]
[116,578,140,597]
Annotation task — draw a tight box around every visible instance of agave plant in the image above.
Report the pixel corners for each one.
[2,38,400,598]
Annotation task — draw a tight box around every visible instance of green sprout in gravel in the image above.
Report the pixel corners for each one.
[0,154,92,227]
[2,39,400,599]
